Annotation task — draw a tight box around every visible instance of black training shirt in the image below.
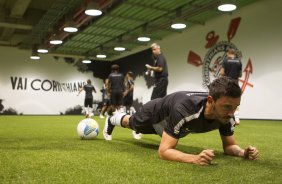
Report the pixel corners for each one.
[148,91,235,139]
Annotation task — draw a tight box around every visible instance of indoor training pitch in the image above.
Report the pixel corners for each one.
[0,116,281,184]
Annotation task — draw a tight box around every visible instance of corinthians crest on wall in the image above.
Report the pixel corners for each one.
[187,17,253,93]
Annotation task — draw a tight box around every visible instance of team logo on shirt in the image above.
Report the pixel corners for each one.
[187,17,253,93]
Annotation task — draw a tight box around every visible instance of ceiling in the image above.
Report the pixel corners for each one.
[0,0,261,61]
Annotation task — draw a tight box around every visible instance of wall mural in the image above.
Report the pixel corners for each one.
[187,17,254,93]
[0,48,155,115]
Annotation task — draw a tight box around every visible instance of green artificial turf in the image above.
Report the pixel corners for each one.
[0,116,281,184]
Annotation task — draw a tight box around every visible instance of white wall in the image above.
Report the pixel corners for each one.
[1,0,281,119]
[0,47,102,114]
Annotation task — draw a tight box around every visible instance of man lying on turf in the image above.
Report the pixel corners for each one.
[103,76,259,165]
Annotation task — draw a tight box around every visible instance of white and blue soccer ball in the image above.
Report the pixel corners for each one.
[77,118,99,139]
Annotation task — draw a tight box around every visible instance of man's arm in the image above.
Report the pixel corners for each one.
[158,131,215,165]
[123,84,133,97]
[220,67,225,76]
[77,87,83,96]
[146,64,163,72]
[220,135,259,160]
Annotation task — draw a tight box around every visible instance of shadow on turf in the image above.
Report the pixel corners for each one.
[110,137,225,156]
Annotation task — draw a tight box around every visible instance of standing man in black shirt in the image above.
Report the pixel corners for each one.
[99,79,110,119]
[123,71,142,140]
[220,48,242,80]
[123,71,135,115]
[103,77,259,165]
[145,43,169,100]
[108,64,124,113]
[77,79,96,118]
[220,48,242,125]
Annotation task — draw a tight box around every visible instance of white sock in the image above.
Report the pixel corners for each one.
[118,106,126,113]
[84,107,88,115]
[129,106,136,115]
[109,112,126,126]
[234,110,240,123]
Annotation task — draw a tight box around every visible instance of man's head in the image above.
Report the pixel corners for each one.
[207,77,241,124]
[126,71,133,77]
[87,79,91,84]
[111,64,119,72]
[226,48,236,59]
[209,76,241,101]
[151,43,161,56]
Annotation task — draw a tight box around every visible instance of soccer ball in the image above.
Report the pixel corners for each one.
[77,118,99,139]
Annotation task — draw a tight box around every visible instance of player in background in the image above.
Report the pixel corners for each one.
[145,43,169,100]
[123,71,141,140]
[99,79,110,119]
[107,64,124,113]
[220,48,242,125]
[77,79,97,118]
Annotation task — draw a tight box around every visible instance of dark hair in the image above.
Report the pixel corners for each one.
[208,76,241,101]
[87,79,91,84]
[111,64,119,71]
[227,48,236,55]
[127,71,133,77]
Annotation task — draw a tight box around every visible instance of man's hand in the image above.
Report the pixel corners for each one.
[192,149,215,165]
[244,146,259,160]
[194,149,215,165]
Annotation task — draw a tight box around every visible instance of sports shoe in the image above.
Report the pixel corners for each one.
[132,131,142,140]
[89,112,94,118]
[103,117,115,141]
[99,114,105,119]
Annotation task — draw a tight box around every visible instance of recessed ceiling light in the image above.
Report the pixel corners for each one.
[30,50,40,60]
[85,2,102,16]
[63,20,78,33]
[96,54,107,58]
[37,49,48,54]
[85,9,102,16]
[137,36,151,42]
[30,55,40,60]
[49,39,63,45]
[114,47,126,51]
[171,23,186,29]
[49,34,63,45]
[63,27,78,33]
[82,59,91,64]
[218,4,237,12]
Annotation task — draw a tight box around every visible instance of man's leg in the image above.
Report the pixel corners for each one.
[151,87,158,100]
[87,102,94,118]
[88,106,94,118]
[103,112,128,141]
[234,108,240,125]
[100,105,107,119]
[151,78,168,100]
[129,106,136,114]
[129,106,142,140]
